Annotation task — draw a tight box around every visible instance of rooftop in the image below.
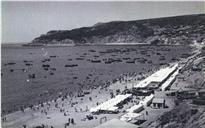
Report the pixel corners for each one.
[134,63,178,88]
[126,104,143,113]
[152,98,165,104]
[90,94,132,113]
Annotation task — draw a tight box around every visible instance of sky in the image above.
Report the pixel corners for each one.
[1,1,205,43]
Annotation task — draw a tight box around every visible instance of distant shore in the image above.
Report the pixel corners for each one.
[20,43,189,47]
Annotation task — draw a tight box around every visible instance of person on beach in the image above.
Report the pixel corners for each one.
[71,118,75,125]
[64,123,69,128]
[2,117,7,122]
[146,111,149,115]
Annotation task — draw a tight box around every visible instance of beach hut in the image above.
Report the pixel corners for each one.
[134,63,178,89]
[90,94,132,114]
[152,98,166,108]
[160,69,178,91]
[126,104,144,113]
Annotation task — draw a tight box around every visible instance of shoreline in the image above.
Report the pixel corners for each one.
[1,43,189,47]
[2,61,179,128]
[2,69,149,116]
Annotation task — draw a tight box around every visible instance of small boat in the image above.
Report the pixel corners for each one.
[105,61,112,64]
[76,58,84,60]
[88,50,96,52]
[42,64,50,68]
[93,55,99,57]
[122,58,130,60]
[7,62,16,65]
[91,60,101,63]
[147,60,152,64]
[44,68,49,71]
[44,59,51,61]
[25,63,33,66]
[23,60,33,63]
[159,56,165,60]
[65,64,78,67]
[28,74,35,79]
[156,52,161,55]
[126,60,135,63]
[50,55,57,58]
[50,68,56,71]
[50,72,54,75]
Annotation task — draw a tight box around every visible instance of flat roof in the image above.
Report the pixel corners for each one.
[139,94,154,106]
[160,69,179,91]
[90,94,132,112]
[134,63,178,89]
[126,104,143,113]
[94,118,140,128]
[152,98,165,104]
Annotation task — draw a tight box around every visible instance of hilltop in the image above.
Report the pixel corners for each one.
[31,14,205,45]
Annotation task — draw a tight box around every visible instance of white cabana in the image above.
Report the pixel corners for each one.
[139,94,154,106]
[134,63,178,89]
[126,104,144,113]
[90,94,132,113]
[161,69,179,91]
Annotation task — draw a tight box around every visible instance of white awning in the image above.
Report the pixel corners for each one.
[90,94,132,113]
[126,104,143,113]
[134,63,178,88]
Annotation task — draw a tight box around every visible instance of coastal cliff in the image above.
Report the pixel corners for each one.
[31,14,205,45]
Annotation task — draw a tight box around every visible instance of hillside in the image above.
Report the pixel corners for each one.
[31,14,205,45]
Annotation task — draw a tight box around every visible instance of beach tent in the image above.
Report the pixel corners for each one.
[126,104,144,113]
[160,69,179,91]
[90,94,132,113]
[139,94,154,106]
[134,63,178,89]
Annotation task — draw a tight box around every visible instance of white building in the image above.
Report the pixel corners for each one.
[134,63,178,89]
[126,104,144,113]
[90,94,132,113]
